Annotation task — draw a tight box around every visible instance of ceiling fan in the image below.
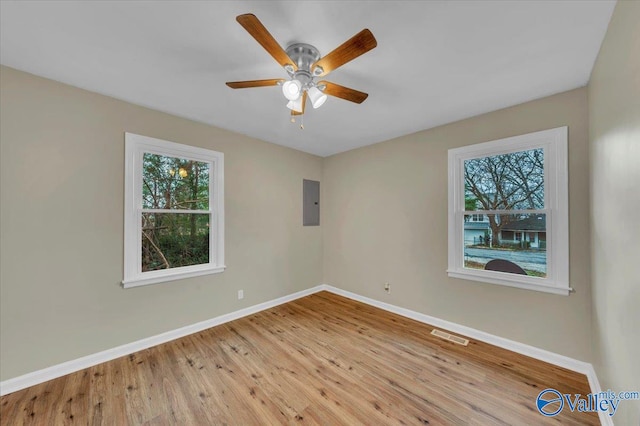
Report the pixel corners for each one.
[226,14,377,124]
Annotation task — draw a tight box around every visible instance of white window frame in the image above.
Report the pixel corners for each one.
[447,127,570,295]
[123,133,225,288]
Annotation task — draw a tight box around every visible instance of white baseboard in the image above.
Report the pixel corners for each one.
[1,283,608,426]
[0,285,325,396]
[583,364,613,426]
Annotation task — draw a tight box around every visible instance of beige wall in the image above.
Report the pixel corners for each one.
[589,1,640,424]
[323,88,592,361]
[0,66,323,380]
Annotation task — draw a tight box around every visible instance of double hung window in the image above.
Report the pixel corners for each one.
[123,133,224,288]
[447,127,569,295]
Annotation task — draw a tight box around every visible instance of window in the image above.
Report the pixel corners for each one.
[123,133,224,288]
[447,127,569,295]
[470,214,486,222]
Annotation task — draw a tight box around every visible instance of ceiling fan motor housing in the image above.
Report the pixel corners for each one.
[286,43,323,87]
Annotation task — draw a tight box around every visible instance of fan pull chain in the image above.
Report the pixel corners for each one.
[300,114,304,130]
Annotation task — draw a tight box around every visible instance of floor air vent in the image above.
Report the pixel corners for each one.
[431,329,469,346]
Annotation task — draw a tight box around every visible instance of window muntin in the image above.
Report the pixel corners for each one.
[448,127,569,295]
[123,133,225,288]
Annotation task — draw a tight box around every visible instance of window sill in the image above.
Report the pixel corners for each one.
[447,269,571,296]
[122,265,226,289]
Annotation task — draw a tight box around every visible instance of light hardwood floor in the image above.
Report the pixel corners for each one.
[1,291,598,425]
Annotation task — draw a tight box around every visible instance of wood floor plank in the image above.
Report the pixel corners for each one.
[0,291,599,425]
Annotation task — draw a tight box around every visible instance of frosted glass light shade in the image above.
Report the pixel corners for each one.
[308,86,327,109]
[286,97,303,113]
[282,80,302,101]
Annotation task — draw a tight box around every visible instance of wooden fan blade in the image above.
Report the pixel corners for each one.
[319,81,368,104]
[291,92,307,115]
[236,14,297,71]
[312,29,377,77]
[226,79,284,89]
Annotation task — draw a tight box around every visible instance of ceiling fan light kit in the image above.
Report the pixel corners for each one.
[281,43,325,108]
[226,13,377,127]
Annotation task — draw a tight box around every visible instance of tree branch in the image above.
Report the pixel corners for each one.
[142,230,170,269]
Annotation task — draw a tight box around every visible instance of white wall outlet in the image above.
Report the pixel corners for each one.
[384,282,391,294]
[238,289,244,300]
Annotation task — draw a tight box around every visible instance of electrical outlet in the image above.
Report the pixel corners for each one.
[384,282,391,294]
[238,289,244,300]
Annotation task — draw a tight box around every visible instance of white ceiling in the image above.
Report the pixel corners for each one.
[0,1,615,157]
